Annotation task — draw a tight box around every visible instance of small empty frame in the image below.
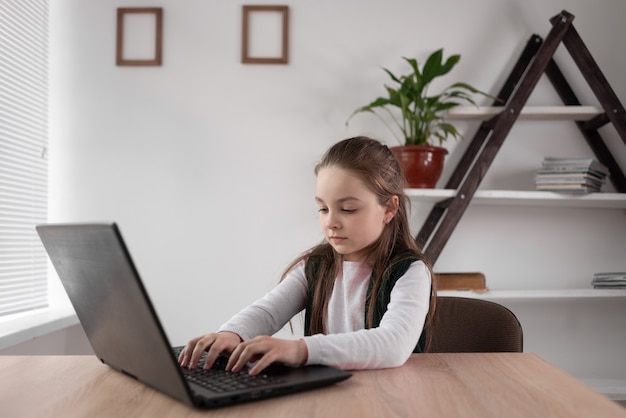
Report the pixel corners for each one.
[241,5,289,64]
[116,7,163,66]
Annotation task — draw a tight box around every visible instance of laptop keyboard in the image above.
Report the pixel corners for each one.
[173,348,284,393]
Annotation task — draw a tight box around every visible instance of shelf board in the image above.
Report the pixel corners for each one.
[437,288,626,300]
[406,189,626,209]
[446,105,603,121]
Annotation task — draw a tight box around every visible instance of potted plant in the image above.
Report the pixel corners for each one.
[346,49,496,188]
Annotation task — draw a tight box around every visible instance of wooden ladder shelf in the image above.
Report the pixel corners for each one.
[416,10,626,264]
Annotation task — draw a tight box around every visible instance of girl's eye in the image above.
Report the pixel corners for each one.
[342,208,357,214]
[318,208,328,213]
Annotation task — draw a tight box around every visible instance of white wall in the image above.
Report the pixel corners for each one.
[48,0,626,383]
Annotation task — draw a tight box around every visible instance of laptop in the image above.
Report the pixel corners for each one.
[36,222,351,408]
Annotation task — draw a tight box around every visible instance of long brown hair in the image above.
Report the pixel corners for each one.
[284,136,436,346]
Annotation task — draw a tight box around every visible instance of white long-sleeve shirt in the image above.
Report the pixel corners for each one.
[218,259,431,370]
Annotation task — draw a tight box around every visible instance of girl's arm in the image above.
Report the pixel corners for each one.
[217,261,309,339]
[303,261,431,370]
[179,263,308,371]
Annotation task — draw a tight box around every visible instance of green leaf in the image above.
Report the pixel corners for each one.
[386,87,403,107]
[382,67,402,85]
[434,101,460,111]
[422,49,444,85]
[439,54,461,77]
[346,49,496,146]
[357,97,392,112]
[402,57,422,81]
[439,122,459,136]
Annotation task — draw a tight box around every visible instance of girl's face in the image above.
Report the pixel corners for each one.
[315,166,397,263]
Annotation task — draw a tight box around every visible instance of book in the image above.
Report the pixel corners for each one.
[534,177,604,189]
[535,183,601,191]
[535,171,606,181]
[535,156,609,193]
[592,272,626,289]
[540,157,610,176]
[593,272,626,280]
[536,168,608,178]
[592,283,626,289]
[434,272,487,292]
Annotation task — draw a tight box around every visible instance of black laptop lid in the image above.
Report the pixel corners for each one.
[36,223,193,406]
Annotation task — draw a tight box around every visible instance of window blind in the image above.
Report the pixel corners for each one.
[0,0,49,316]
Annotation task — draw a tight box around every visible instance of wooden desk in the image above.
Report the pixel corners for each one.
[1,353,624,417]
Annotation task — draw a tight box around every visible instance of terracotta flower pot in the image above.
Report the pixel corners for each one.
[391,145,448,188]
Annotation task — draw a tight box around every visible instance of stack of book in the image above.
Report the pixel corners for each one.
[534,157,609,193]
[592,272,626,289]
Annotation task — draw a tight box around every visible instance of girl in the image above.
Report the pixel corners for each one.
[178,136,435,375]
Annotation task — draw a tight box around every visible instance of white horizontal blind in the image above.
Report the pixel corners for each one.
[0,0,49,316]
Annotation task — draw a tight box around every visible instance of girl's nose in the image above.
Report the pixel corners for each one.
[325,212,340,230]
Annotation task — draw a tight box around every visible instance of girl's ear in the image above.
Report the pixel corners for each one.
[384,195,400,224]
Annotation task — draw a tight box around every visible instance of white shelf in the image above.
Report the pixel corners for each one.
[446,105,603,121]
[406,189,626,209]
[437,288,626,300]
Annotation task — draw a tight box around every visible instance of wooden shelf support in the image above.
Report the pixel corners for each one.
[416,10,626,265]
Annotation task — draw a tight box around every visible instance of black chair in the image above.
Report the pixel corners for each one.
[427,296,523,353]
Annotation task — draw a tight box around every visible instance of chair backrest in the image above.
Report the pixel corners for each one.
[427,296,523,353]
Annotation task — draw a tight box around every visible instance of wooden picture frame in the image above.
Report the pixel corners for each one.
[116,8,163,66]
[241,5,289,64]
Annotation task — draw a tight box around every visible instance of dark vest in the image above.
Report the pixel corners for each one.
[303,255,426,353]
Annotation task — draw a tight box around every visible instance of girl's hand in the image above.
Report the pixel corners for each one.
[226,336,308,376]
[178,331,242,370]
